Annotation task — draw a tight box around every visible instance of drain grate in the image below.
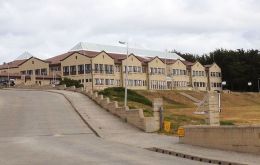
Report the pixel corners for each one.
[146,147,247,165]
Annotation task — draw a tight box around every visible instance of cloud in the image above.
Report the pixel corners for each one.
[0,0,260,63]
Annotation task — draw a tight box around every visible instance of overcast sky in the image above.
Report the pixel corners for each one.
[0,0,260,63]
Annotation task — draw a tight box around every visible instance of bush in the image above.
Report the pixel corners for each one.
[220,120,235,125]
[60,77,83,88]
[99,87,152,106]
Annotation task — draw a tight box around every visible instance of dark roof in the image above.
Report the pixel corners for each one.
[46,52,73,65]
[182,61,194,66]
[204,64,213,68]
[17,56,49,66]
[0,59,27,69]
[1,50,196,69]
[159,58,177,64]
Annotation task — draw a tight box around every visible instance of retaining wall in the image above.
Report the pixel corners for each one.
[179,125,260,154]
[55,85,160,132]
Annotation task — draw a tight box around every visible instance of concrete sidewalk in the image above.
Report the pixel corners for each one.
[48,90,140,138]
[50,90,260,165]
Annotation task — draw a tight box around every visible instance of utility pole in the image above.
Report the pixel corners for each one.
[84,64,86,90]
[257,78,260,93]
[7,63,10,88]
[119,41,129,108]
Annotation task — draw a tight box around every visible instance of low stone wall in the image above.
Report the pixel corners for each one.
[53,85,161,132]
[82,90,161,132]
[179,125,260,154]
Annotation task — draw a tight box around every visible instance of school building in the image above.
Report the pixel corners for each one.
[0,42,222,91]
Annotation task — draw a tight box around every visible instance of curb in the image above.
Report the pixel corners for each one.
[147,147,246,165]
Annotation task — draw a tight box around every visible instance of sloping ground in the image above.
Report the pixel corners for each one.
[220,92,260,124]
[137,90,260,127]
[136,90,206,133]
[98,88,260,133]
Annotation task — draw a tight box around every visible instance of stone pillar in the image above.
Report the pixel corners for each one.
[206,92,220,126]
[153,98,163,130]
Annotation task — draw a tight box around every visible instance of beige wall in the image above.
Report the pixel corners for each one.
[148,57,167,90]
[0,67,19,74]
[19,57,49,76]
[191,62,208,91]
[122,54,148,90]
[167,60,190,90]
[92,52,116,90]
[208,63,222,91]
[61,52,92,89]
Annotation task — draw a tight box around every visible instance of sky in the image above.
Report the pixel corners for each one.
[0,0,260,63]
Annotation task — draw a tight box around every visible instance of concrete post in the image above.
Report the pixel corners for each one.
[206,92,220,126]
[153,98,163,130]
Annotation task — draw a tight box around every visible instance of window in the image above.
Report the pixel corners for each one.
[115,65,121,72]
[70,66,76,75]
[100,79,104,85]
[158,68,161,74]
[133,66,137,72]
[78,65,84,74]
[99,64,103,73]
[110,79,114,85]
[85,64,91,73]
[40,68,47,75]
[105,65,113,74]
[35,69,40,75]
[95,78,100,85]
[63,66,69,75]
[138,66,141,72]
[21,71,26,75]
[105,79,109,85]
[27,70,33,75]
[154,68,158,74]
[142,66,146,73]
[162,68,165,74]
[173,69,176,75]
[94,64,99,73]
[128,66,133,72]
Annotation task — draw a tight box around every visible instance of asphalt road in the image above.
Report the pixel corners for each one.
[0,89,206,165]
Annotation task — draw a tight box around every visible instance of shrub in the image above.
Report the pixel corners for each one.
[60,77,83,88]
[99,87,152,106]
[220,120,235,125]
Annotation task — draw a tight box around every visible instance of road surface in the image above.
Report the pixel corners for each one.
[0,89,205,165]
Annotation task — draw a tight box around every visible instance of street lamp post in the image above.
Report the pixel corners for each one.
[119,41,129,108]
[248,81,252,92]
[257,78,260,92]
[164,49,167,90]
[84,64,86,90]
[7,63,10,88]
[222,81,226,90]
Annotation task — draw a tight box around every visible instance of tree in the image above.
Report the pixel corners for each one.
[176,48,260,92]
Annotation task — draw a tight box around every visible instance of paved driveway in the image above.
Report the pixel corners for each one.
[0,89,205,165]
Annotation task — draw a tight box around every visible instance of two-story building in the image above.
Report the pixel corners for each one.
[0,42,222,91]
